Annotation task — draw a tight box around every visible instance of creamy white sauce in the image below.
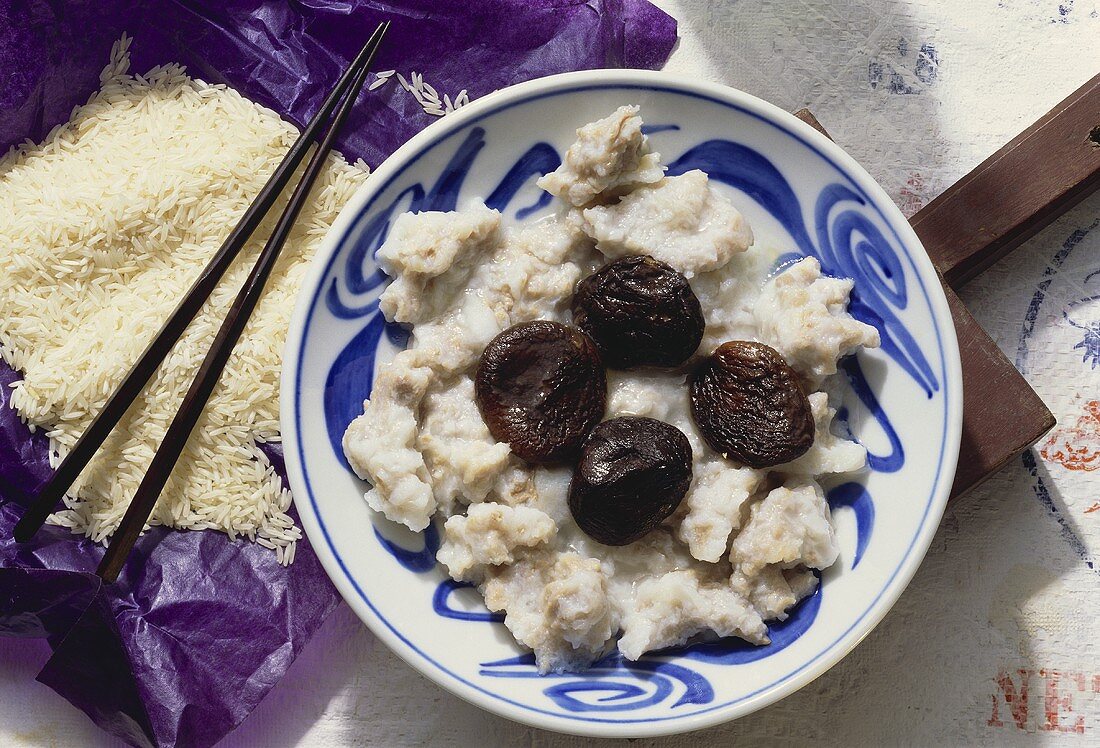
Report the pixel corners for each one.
[343,106,880,673]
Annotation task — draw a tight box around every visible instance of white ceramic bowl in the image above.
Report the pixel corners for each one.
[280,70,962,737]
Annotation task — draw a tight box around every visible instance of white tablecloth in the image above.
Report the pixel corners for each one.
[2,1,1098,744]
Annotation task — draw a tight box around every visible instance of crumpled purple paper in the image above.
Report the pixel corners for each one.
[0,1,676,746]
[0,0,677,168]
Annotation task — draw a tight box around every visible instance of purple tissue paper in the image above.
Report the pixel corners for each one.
[0,1,676,746]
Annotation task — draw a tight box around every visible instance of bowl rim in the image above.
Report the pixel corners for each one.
[280,68,963,738]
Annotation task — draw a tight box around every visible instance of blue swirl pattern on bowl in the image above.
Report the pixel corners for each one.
[320,124,901,711]
[286,79,956,731]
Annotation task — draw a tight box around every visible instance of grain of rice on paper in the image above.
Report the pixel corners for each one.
[0,35,369,563]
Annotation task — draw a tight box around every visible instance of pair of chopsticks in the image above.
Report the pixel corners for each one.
[12,22,391,582]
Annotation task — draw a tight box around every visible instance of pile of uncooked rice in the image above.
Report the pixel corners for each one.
[0,35,368,563]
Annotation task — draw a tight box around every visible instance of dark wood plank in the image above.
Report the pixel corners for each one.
[793,108,832,139]
[909,73,1100,286]
[793,108,1056,501]
[942,283,1055,498]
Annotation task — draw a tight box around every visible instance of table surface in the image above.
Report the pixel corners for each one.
[3,0,1099,745]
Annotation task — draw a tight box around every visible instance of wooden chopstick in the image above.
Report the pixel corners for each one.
[13,23,390,546]
[12,22,388,567]
[93,21,391,582]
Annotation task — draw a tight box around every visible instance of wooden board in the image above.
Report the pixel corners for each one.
[939,283,1055,498]
[911,73,1100,286]
[793,108,1058,500]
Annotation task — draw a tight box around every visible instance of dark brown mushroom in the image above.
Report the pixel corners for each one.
[689,341,814,468]
[571,256,704,369]
[568,416,693,546]
[475,320,606,464]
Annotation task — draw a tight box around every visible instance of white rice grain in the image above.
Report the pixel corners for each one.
[0,35,370,563]
[397,72,473,118]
